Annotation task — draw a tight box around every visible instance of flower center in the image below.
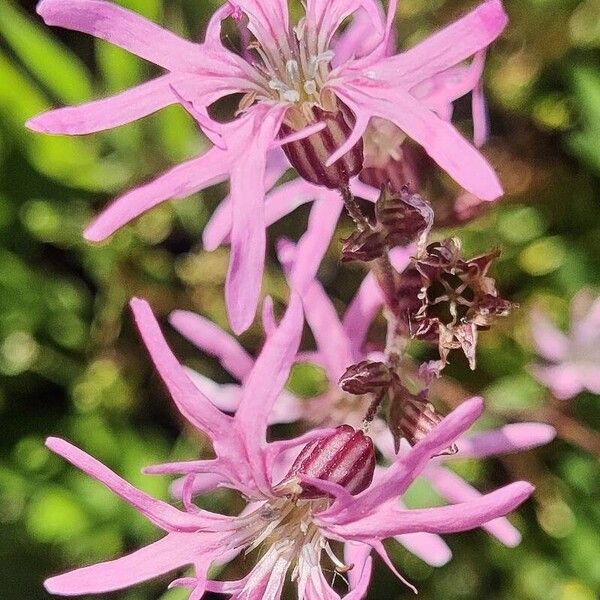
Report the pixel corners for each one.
[241,17,337,114]
[235,496,351,588]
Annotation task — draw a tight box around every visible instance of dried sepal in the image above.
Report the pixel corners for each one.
[341,186,433,263]
[339,360,392,395]
[375,185,434,250]
[341,228,386,263]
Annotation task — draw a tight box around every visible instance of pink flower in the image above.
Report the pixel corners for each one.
[531,293,600,399]
[45,297,533,598]
[28,0,507,333]
[170,245,553,568]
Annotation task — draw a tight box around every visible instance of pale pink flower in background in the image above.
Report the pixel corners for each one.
[44,297,534,598]
[28,0,507,333]
[531,293,600,399]
[169,242,554,568]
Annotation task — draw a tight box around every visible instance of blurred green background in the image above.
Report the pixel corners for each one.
[1,0,600,598]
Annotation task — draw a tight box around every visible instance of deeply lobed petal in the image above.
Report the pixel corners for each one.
[37,0,202,71]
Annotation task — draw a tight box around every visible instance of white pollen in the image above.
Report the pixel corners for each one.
[283,89,301,102]
[365,70,378,80]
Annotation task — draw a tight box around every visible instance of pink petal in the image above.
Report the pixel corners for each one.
[45,532,209,596]
[202,150,288,251]
[472,58,490,147]
[170,472,228,499]
[344,542,373,599]
[225,106,287,334]
[531,364,584,400]
[45,438,205,532]
[412,51,486,111]
[287,195,344,292]
[130,298,231,440]
[394,532,452,567]
[234,293,304,491]
[277,239,353,381]
[183,369,242,414]
[262,295,277,337]
[343,272,383,358]
[306,0,382,55]
[85,147,229,242]
[455,423,556,458]
[373,0,508,89]
[573,296,600,345]
[333,4,388,66]
[531,310,568,362]
[236,0,290,56]
[333,83,503,200]
[169,310,254,381]
[37,0,202,71]
[323,481,534,538]
[144,458,223,476]
[26,74,181,135]
[424,465,521,546]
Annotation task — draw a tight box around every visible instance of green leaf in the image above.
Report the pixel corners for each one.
[0,1,93,105]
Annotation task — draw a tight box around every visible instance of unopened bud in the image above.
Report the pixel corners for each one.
[279,425,375,498]
[339,361,392,394]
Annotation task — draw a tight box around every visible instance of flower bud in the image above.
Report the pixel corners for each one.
[279,103,363,189]
[339,361,392,395]
[280,425,375,499]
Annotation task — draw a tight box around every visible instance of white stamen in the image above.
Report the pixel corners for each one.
[303,80,317,95]
[283,89,301,102]
[286,59,300,83]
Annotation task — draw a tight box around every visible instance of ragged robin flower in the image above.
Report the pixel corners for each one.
[29,0,508,333]
[43,296,535,598]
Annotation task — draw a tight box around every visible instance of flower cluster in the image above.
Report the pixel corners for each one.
[28,0,555,598]
[29,0,507,333]
[44,299,535,598]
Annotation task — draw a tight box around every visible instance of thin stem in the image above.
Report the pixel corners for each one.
[371,253,399,312]
[339,186,370,230]
[364,388,386,423]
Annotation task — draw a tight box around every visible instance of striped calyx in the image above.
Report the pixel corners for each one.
[279,103,364,189]
[388,383,458,456]
[281,425,375,499]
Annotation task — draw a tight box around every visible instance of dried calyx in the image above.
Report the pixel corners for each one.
[395,238,515,369]
[342,185,433,262]
[339,361,455,455]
